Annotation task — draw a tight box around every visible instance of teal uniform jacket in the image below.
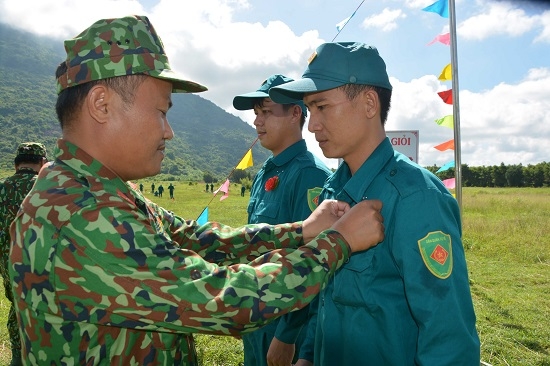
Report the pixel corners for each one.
[244,139,331,365]
[301,138,480,365]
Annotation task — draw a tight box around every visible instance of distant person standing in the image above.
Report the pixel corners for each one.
[168,183,175,199]
[151,182,155,194]
[205,183,209,192]
[139,183,144,193]
[241,184,246,197]
[233,74,332,366]
[158,184,164,198]
[210,183,214,193]
[0,142,48,366]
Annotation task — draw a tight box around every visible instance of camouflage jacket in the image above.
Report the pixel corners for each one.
[0,168,38,282]
[9,139,350,366]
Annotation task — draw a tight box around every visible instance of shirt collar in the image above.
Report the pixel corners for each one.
[324,137,394,204]
[263,139,307,171]
[15,167,39,174]
[53,139,136,198]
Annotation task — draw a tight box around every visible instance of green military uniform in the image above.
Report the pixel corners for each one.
[244,139,331,366]
[9,139,351,366]
[0,142,46,366]
[300,138,480,365]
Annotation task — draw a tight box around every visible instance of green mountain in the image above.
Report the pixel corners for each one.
[0,23,269,180]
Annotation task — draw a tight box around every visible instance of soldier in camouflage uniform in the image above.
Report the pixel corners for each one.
[9,15,384,365]
[0,142,47,366]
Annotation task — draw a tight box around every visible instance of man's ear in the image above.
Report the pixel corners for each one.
[86,85,110,124]
[363,89,379,120]
[291,104,302,121]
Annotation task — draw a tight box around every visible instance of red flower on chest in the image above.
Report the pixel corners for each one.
[265,176,279,191]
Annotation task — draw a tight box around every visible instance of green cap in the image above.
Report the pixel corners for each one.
[233,74,307,116]
[56,15,207,94]
[269,42,392,104]
[16,142,47,159]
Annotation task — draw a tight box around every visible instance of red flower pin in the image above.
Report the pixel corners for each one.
[265,176,279,191]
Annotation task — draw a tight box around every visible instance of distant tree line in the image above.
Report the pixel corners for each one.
[427,162,550,187]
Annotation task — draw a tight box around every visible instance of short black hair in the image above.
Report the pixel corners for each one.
[55,61,147,130]
[15,154,44,165]
[340,84,392,125]
[252,98,306,129]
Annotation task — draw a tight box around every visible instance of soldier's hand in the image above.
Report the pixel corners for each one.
[331,200,384,253]
[302,199,350,243]
[266,337,294,366]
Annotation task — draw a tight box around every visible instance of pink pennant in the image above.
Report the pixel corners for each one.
[214,179,230,201]
[442,178,456,189]
[427,33,450,46]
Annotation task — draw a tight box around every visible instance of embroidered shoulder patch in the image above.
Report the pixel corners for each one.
[418,231,453,279]
[307,187,323,212]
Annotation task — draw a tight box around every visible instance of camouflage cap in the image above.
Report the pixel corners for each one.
[16,142,47,158]
[56,15,207,94]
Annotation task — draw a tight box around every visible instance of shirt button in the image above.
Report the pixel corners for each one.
[390,169,397,176]
[190,269,202,280]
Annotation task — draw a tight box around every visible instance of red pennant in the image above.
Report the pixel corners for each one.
[437,89,453,104]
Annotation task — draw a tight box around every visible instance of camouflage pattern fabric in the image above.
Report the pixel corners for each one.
[9,139,351,366]
[0,168,39,356]
[56,15,207,94]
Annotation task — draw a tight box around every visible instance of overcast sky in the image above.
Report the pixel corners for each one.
[0,0,549,169]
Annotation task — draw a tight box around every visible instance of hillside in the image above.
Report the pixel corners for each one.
[0,23,269,180]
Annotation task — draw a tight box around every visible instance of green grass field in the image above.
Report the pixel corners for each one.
[0,184,549,365]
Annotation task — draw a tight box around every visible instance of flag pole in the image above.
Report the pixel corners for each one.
[449,0,463,216]
[199,137,259,217]
[224,136,259,187]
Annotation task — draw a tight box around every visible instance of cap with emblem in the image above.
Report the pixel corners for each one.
[233,74,307,116]
[15,142,47,159]
[56,15,207,94]
[269,42,392,104]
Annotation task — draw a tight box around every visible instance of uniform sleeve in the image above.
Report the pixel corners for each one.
[0,182,9,277]
[296,294,318,362]
[161,203,306,266]
[12,197,352,337]
[391,189,480,364]
[0,182,7,235]
[274,166,329,343]
[275,167,328,344]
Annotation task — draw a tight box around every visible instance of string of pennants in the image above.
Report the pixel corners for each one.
[423,0,456,190]
[196,0,460,224]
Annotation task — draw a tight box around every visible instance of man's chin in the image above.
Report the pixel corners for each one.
[319,146,336,159]
[126,167,161,182]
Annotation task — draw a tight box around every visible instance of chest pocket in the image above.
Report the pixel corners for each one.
[248,199,280,222]
[332,247,377,308]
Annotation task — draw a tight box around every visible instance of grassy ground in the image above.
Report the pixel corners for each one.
[0,184,548,365]
[463,188,550,365]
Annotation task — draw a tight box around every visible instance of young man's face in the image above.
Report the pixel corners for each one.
[105,76,174,181]
[253,99,296,156]
[305,87,373,171]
